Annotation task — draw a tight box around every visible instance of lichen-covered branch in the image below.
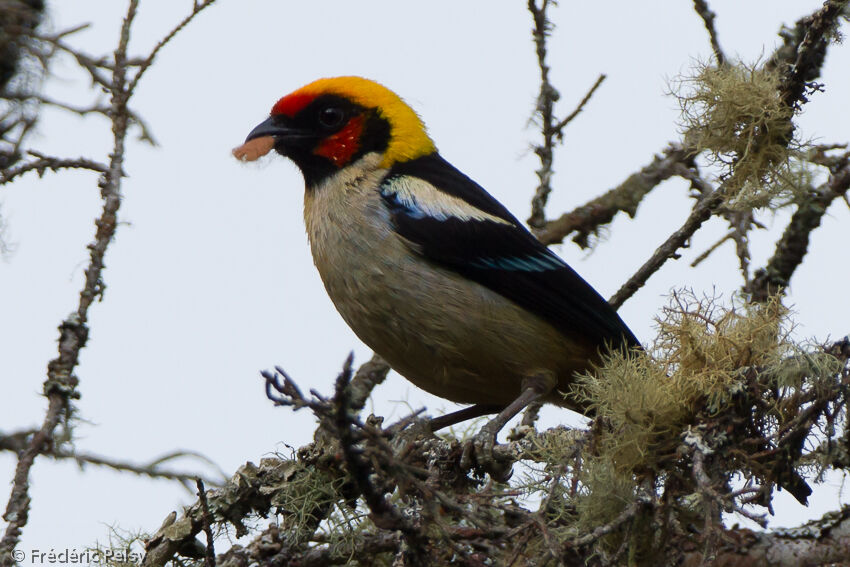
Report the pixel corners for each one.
[331,356,429,564]
[608,1,848,308]
[141,324,850,565]
[682,506,850,567]
[142,459,305,567]
[778,0,849,109]
[348,353,390,412]
[749,159,850,301]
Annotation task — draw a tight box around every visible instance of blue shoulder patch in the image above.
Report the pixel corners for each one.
[380,185,428,219]
[471,252,567,272]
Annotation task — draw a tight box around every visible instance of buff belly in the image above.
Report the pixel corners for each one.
[303,155,591,407]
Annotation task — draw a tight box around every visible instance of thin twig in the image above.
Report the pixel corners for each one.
[570,500,644,547]
[332,356,418,538]
[0,154,109,184]
[126,0,219,96]
[692,0,726,65]
[49,23,91,41]
[553,74,606,135]
[527,0,560,228]
[4,432,226,488]
[43,37,113,88]
[691,446,767,528]
[609,187,725,309]
[59,448,224,489]
[196,479,216,567]
[690,231,734,267]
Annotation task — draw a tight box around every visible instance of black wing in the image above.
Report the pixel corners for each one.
[380,153,639,350]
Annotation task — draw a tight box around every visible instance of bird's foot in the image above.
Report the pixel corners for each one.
[460,421,513,482]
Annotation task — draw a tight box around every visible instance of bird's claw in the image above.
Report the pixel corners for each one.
[460,423,513,482]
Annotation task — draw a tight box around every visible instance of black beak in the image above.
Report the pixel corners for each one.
[244,116,314,145]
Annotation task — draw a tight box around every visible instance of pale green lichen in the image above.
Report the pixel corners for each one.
[675,61,815,210]
[575,291,793,475]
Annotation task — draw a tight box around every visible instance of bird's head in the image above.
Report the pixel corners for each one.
[234,76,436,186]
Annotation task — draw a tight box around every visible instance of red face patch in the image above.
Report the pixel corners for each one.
[314,115,364,167]
[271,92,316,117]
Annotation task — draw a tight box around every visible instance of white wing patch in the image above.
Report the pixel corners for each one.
[382,176,514,225]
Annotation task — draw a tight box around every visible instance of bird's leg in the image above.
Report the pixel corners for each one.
[460,371,557,481]
[428,403,505,432]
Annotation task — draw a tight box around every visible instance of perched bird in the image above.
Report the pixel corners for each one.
[234,76,639,475]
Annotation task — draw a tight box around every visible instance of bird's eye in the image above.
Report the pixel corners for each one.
[318,106,345,128]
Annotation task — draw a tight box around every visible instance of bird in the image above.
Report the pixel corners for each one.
[234,76,640,477]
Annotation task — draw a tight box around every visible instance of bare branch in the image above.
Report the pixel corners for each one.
[0,2,141,555]
[527,0,560,228]
[525,2,607,231]
[6,430,226,486]
[54,448,225,489]
[0,153,108,184]
[690,231,734,268]
[609,187,725,309]
[536,144,692,247]
[3,92,110,116]
[553,73,606,135]
[40,36,113,88]
[692,0,726,65]
[2,93,157,145]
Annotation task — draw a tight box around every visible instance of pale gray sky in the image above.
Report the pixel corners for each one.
[1,0,848,555]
